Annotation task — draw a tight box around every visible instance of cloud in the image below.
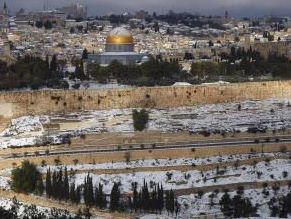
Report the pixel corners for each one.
[5,0,291,17]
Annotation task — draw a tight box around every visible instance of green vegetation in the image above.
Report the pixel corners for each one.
[88,48,291,87]
[220,191,257,217]
[43,168,178,214]
[191,47,291,82]
[0,55,67,90]
[132,109,149,131]
[89,58,184,86]
[11,160,43,194]
[35,20,53,29]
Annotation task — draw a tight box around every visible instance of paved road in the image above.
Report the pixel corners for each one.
[5,135,291,159]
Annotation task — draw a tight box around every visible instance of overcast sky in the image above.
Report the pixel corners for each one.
[4,0,291,17]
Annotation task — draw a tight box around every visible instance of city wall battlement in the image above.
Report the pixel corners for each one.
[0,81,290,121]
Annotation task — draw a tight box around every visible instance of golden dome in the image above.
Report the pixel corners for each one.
[106,27,134,44]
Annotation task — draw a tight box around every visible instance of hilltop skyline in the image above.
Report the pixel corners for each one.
[3,0,291,17]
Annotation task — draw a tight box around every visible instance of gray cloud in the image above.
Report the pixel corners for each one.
[3,0,291,17]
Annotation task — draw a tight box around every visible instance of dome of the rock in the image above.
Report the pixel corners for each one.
[106,27,134,45]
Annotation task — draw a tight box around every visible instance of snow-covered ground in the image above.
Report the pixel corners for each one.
[36,152,288,173]
[176,186,291,218]
[0,197,105,219]
[0,176,10,189]
[1,98,291,148]
[69,159,290,194]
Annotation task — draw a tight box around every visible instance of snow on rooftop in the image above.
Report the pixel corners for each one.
[172,82,192,86]
[108,27,132,36]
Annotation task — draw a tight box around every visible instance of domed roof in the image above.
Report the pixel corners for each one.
[106,27,134,45]
[141,55,150,62]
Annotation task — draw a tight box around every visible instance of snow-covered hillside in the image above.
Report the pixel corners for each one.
[1,98,291,148]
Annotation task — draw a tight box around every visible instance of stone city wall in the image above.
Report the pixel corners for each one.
[0,81,290,121]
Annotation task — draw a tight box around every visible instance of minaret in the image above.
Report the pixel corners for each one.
[2,2,8,34]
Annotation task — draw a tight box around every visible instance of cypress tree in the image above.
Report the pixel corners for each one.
[45,168,52,197]
[169,190,175,215]
[84,173,94,206]
[36,178,44,195]
[52,171,57,199]
[83,174,88,205]
[96,183,106,209]
[57,168,63,200]
[157,184,164,213]
[49,54,58,78]
[94,186,99,208]
[64,167,69,201]
[175,198,180,216]
[150,186,158,212]
[220,191,233,217]
[138,192,142,212]
[88,175,94,206]
[70,182,76,203]
[133,182,139,212]
[165,190,172,214]
[76,186,81,204]
[141,180,150,212]
[110,183,121,211]
[128,196,133,212]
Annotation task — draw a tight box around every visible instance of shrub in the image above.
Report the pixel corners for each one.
[11,160,42,194]
[73,159,79,166]
[41,160,46,167]
[124,152,131,163]
[198,190,204,198]
[280,145,287,153]
[54,158,61,166]
[132,109,149,131]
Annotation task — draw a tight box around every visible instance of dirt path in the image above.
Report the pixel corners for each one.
[0,189,130,219]
[174,180,291,196]
[46,154,289,176]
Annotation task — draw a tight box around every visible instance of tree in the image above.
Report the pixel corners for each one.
[220,191,232,217]
[157,184,164,213]
[46,168,52,197]
[75,60,86,81]
[132,109,149,131]
[36,178,44,195]
[50,54,59,78]
[165,190,175,215]
[70,27,75,34]
[52,171,58,199]
[95,183,106,209]
[124,152,131,163]
[84,174,94,207]
[64,167,69,201]
[110,183,121,211]
[132,182,139,212]
[35,20,43,28]
[153,21,159,32]
[82,49,88,60]
[44,20,53,29]
[70,182,76,203]
[141,180,150,211]
[11,160,42,194]
[232,195,257,218]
